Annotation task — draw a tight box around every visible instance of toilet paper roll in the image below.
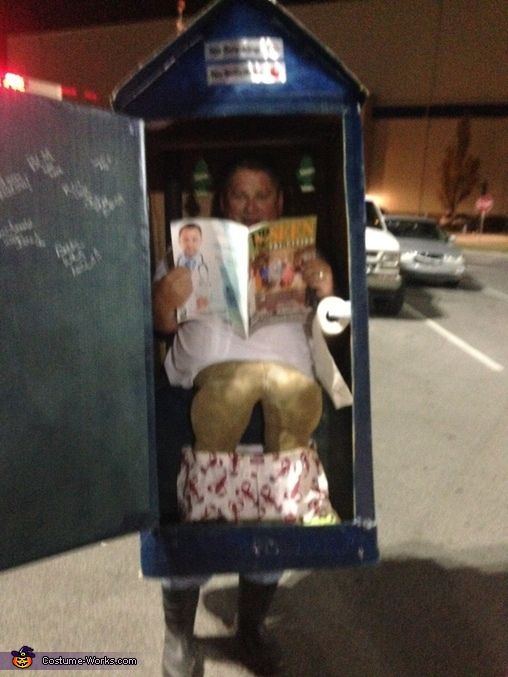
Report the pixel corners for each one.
[316,296,351,335]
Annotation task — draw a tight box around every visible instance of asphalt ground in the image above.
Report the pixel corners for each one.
[1,248,507,676]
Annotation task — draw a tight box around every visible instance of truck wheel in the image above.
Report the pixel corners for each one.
[384,285,405,316]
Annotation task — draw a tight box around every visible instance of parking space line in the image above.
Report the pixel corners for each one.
[482,286,508,303]
[405,303,505,372]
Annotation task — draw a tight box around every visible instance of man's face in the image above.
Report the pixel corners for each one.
[179,227,202,257]
[221,168,283,226]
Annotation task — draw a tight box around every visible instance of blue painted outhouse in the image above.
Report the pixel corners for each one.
[113,0,378,575]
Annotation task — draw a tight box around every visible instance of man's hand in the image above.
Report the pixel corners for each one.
[152,267,192,334]
[302,258,334,299]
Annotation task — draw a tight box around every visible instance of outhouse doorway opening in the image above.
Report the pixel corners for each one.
[147,113,355,524]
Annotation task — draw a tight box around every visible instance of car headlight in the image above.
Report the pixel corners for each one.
[400,250,417,263]
[380,251,400,267]
[444,253,465,264]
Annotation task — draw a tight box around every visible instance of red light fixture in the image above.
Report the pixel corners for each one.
[2,72,26,92]
[61,85,78,98]
[0,72,100,105]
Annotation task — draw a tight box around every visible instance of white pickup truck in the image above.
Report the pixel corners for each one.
[364,198,405,315]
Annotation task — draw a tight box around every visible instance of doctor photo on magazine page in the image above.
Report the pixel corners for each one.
[151,155,341,677]
[173,222,210,318]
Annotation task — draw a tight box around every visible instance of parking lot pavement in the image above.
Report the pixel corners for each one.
[1,251,507,676]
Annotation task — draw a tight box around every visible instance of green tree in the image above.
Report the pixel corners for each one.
[438,117,480,220]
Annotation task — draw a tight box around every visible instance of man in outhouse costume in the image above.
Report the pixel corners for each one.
[112,0,378,675]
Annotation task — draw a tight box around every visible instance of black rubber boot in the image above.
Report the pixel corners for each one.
[237,578,283,675]
[161,587,202,677]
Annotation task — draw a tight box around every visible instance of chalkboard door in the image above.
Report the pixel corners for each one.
[0,90,156,571]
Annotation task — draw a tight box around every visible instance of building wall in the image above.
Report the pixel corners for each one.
[368,116,508,216]
[7,0,508,217]
[293,0,507,106]
[6,20,179,107]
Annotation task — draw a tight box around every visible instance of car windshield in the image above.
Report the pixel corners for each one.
[365,201,384,229]
[386,218,446,240]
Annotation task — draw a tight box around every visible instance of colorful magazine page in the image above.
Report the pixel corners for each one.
[248,216,317,331]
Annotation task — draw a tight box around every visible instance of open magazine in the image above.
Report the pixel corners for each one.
[170,215,317,337]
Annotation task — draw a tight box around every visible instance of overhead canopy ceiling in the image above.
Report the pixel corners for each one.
[7,0,332,34]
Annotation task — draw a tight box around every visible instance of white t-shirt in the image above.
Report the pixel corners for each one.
[155,258,313,388]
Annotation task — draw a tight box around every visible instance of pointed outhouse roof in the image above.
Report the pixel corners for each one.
[112,0,368,120]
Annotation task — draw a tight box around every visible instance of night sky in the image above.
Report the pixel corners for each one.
[7,0,324,33]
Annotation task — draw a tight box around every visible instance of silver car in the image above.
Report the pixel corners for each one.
[384,215,465,286]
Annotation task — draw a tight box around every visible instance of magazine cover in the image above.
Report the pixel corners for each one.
[170,215,317,336]
[248,216,317,330]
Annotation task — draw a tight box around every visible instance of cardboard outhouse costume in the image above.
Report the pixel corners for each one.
[113,0,378,576]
